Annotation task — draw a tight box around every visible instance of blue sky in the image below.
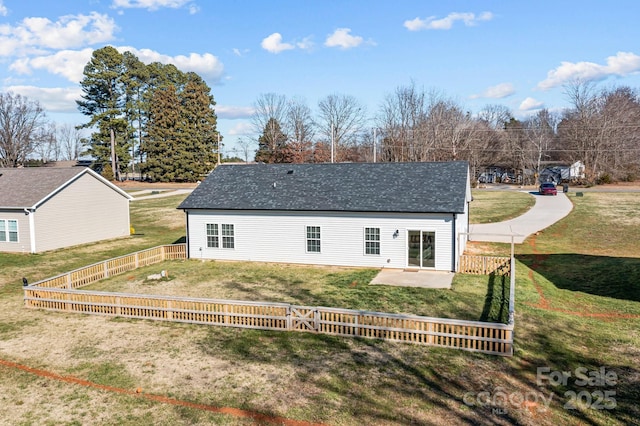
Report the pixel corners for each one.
[1,0,640,155]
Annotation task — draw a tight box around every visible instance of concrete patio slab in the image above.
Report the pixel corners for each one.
[370,269,454,289]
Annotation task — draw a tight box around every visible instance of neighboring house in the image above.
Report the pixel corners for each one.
[0,167,132,253]
[178,161,472,272]
[539,161,586,183]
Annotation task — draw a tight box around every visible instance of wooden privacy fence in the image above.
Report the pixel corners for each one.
[32,244,187,290]
[23,287,513,356]
[459,255,511,276]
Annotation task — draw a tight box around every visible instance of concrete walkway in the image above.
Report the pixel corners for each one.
[469,191,574,243]
[130,189,193,200]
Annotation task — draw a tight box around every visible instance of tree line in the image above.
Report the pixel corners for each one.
[0,46,220,182]
[76,46,219,182]
[1,46,639,184]
[251,81,640,184]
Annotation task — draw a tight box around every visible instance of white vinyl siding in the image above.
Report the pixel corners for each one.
[32,172,130,253]
[306,226,321,253]
[0,219,18,242]
[0,211,30,253]
[364,227,380,255]
[186,210,458,271]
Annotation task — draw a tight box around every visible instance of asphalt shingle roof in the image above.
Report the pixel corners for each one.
[0,167,95,208]
[178,161,469,214]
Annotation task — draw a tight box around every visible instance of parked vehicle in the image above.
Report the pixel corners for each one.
[539,182,558,196]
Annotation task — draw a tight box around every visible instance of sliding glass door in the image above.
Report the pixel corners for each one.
[407,230,435,268]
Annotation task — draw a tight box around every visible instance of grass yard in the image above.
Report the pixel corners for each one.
[0,191,638,425]
[84,260,510,323]
[470,189,535,224]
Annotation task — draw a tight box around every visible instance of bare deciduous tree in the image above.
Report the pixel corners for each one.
[286,96,315,145]
[252,93,288,161]
[317,94,367,162]
[33,122,59,163]
[0,92,48,167]
[57,123,84,161]
[523,109,559,182]
[377,82,429,162]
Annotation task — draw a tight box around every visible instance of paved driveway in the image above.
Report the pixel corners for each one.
[469,191,573,243]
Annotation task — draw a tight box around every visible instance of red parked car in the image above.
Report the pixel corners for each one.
[539,182,558,195]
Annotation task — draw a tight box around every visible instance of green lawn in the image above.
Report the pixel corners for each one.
[84,260,510,323]
[470,189,535,223]
[0,191,638,425]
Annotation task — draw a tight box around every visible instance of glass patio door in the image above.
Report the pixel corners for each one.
[407,230,435,268]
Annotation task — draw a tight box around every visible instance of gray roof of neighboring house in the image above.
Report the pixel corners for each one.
[0,167,131,209]
[178,161,470,214]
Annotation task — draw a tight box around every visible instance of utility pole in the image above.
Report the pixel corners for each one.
[373,128,377,163]
[330,123,334,163]
[217,133,221,165]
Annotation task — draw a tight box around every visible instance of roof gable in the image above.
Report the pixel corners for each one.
[0,167,132,209]
[179,161,470,214]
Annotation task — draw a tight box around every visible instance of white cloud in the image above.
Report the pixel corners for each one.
[470,82,515,99]
[0,12,118,56]
[404,11,493,31]
[519,97,544,111]
[10,48,94,83]
[227,121,254,136]
[6,85,83,113]
[12,46,224,85]
[261,33,295,54]
[324,28,364,49]
[111,0,194,10]
[216,105,254,119]
[117,46,224,81]
[537,51,640,90]
[296,37,314,50]
[0,1,8,17]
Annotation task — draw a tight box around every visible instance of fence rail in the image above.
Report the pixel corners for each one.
[24,245,513,356]
[459,255,511,276]
[31,244,187,290]
[23,287,513,355]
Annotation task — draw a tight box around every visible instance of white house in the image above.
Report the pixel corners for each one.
[0,167,132,253]
[178,161,472,272]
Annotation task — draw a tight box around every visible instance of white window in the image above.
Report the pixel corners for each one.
[206,224,218,248]
[364,227,380,255]
[206,223,234,249]
[0,219,18,243]
[306,226,321,253]
[222,224,235,249]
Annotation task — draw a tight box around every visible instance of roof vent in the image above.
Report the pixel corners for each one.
[287,170,294,175]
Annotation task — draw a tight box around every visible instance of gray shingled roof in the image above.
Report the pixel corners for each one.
[0,167,127,209]
[178,161,469,214]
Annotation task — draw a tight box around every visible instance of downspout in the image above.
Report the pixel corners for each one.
[184,209,190,258]
[452,213,457,272]
[24,208,36,253]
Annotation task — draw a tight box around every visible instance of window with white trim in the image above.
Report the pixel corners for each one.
[364,227,380,255]
[306,226,321,253]
[0,219,18,243]
[221,224,235,248]
[206,223,219,248]
[206,223,234,249]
